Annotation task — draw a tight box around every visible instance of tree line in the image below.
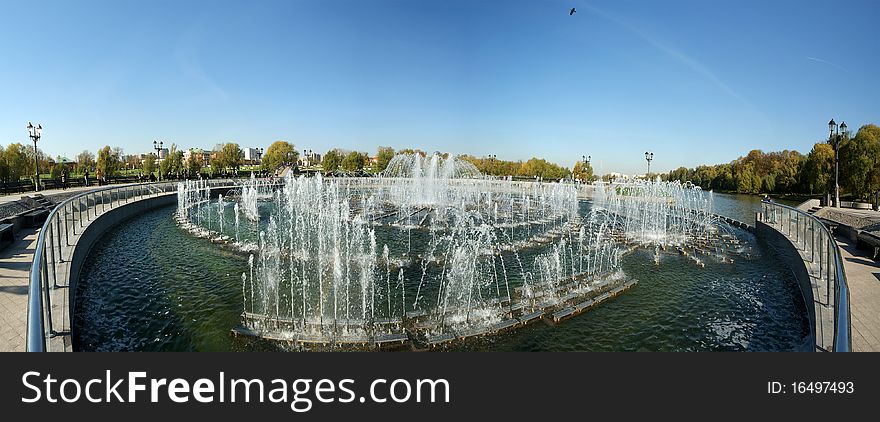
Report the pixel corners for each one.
[665,123,880,200]
[3,139,589,185]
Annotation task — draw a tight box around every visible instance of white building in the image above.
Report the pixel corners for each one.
[243,147,263,164]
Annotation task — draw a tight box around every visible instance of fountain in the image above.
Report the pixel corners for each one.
[174,155,739,349]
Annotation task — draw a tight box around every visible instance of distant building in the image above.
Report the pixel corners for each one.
[157,148,169,160]
[184,148,211,166]
[242,147,263,164]
[48,156,76,170]
[301,152,322,167]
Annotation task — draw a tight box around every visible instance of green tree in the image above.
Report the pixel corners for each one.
[341,151,367,171]
[212,142,243,174]
[0,150,8,182]
[143,153,157,177]
[96,146,120,179]
[160,145,184,178]
[3,143,29,182]
[802,143,834,194]
[375,146,395,172]
[76,150,95,174]
[840,124,880,200]
[322,149,342,172]
[262,140,297,171]
[50,156,64,179]
[186,154,203,177]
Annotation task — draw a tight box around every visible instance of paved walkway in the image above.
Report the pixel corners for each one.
[835,235,880,351]
[0,227,39,352]
[809,205,880,351]
[0,184,109,206]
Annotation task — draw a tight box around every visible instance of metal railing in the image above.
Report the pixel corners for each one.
[26,180,239,352]
[759,200,851,352]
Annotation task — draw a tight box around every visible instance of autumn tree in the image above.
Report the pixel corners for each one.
[262,140,298,172]
[572,160,594,182]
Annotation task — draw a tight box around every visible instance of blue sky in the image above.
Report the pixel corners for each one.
[1,0,878,175]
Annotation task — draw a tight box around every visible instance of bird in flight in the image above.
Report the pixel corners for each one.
[570,8,576,15]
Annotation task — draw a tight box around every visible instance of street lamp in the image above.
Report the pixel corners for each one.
[153,140,164,181]
[645,151,654,176]
[27,122,42,191]
[829,119,846,208]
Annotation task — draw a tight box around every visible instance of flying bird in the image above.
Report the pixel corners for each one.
[570,8,576,15]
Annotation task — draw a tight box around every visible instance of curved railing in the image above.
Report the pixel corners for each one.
[759,200,851,352]
[26,180,240,352]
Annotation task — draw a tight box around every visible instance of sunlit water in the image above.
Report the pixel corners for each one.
[74,192,810,351]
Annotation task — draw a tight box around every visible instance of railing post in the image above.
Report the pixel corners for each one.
[819,229,823,276]
[41,247,53,338]
[810,221,815,262]
[55,215,63,263]
[47,224,56,288]
[827,238,832,304]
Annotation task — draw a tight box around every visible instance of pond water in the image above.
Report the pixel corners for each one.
[74,192,810,351]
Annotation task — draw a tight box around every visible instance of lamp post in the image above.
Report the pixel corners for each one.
[153,140,164,182]
[644,151,654,177]
[27,122,42,191]
[829,119,846,208]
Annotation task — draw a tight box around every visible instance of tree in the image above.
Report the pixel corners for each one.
[375,146,395,172]
[3,143,29,182]
[572,161,594,182]
[50,156,64,179]
[323,149,342,172]
[802,143,834,194]
[161,144,184,179]
[341,151,367,172]
[76,150,95,174]
[0,151,8,182]
[186,155,203,178]
[840,124,880,200]
[96,146,120,180]
[212,142,243,174]
[143,153,157,177]
[262,140,297,172]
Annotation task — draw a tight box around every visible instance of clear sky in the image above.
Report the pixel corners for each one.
[1,0,878,175]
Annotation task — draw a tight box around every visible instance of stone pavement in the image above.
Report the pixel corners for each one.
[814,206,880,234]
[835,235,880,351]
[0,227,38,352]
[808,205,880,351]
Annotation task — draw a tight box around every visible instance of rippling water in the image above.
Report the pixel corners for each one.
[74,192,811,351]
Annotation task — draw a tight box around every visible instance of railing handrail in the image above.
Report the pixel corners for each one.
[26,179,242,352]
[760,200,851,352]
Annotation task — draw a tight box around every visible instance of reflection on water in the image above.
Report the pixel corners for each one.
[75,194,811,352]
